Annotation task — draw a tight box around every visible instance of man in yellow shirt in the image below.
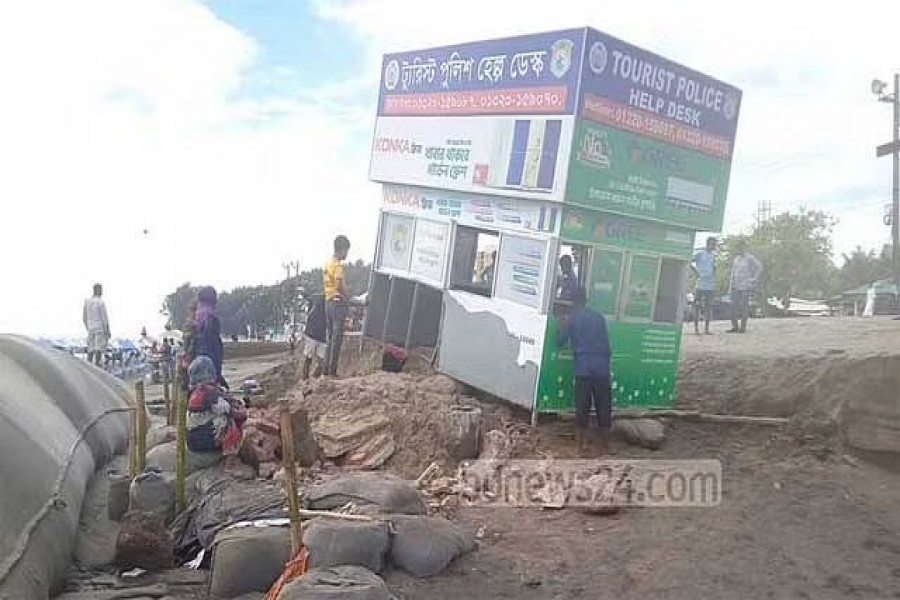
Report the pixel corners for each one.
[323,235,351,376]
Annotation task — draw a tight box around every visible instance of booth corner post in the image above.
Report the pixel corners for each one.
[279,398,303,557]
[174,371,187,514]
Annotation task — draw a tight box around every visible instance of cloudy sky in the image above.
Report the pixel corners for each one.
[2,0,898,337]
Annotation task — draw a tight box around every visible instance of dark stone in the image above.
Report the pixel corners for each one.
[115,512,174,571]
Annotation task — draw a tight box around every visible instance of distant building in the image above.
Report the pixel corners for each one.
[828,279,899,316]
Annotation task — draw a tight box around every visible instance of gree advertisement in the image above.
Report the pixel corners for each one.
[371,116,574,201]
[537,320,681,411]
[565,119,732,230]
[376,29,585,117]
[561,207,694,258]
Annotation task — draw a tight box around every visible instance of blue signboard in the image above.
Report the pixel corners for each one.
[376,29,585,117]
[579,28,742,142]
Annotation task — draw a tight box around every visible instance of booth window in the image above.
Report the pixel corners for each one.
[449,226,499,297]
[653,258,688,324]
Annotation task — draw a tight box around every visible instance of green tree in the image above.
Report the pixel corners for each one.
[716,209,836,305]
[834,246,891,293]
[160,283,197,330]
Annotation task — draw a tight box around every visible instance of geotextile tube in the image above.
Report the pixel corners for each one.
[0,335,132,599]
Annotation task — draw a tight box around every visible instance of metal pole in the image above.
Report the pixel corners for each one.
[893,73,899,301]
[404,282,421,350]
[381,276,396,344]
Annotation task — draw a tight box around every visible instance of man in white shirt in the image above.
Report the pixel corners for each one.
[83,283,111,367]
[728,241,763,334]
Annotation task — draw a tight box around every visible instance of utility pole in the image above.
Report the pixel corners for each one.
[872,74,900,309]
[283,260,301,333]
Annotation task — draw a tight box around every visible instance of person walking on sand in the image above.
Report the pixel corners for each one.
[324,235,351,377]
[558,287,613,456]
[301,293,328,379]
[83,283,110,367]
[728,239,763,334]
[691,236,719,335]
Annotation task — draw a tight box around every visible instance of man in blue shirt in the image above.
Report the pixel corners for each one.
[557,255,581,302]
[690,236,719,335]
[558,287,612,455]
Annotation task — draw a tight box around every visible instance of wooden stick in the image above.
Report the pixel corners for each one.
[135,380,147,474]
[175,373,187,513]
[280,399,302,557]
[128,389,138,479]
[415,461,440,489]
[163,366,172,426]
[297,509,379,522]
[613,409,788,425]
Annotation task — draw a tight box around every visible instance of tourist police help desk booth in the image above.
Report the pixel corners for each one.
[362,27,742,420]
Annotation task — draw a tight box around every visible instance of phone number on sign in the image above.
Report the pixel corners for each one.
[383,87,568,115]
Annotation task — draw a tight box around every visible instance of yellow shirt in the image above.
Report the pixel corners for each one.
[324,258,346,301]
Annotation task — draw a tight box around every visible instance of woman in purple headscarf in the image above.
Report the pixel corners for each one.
[182,286,226,389]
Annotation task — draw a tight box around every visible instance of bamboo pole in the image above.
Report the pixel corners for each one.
[279,399,302,557]
[612,409,788,425]
[175,371,187,513]
[128,394,138,479]
[163,365,172,426]
[134,380,147,474]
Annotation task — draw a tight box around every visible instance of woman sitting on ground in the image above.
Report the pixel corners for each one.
[186,356,247,459]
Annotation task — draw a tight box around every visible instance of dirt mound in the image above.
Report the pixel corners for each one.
[678,319,900,455]
[290,372,533,478]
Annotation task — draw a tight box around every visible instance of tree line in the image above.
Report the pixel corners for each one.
[161,260,371,337]
[706,208,893,306]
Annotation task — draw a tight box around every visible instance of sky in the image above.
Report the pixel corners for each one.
[1,0,898,337]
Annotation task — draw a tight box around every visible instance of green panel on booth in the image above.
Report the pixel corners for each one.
[537,320,681,411]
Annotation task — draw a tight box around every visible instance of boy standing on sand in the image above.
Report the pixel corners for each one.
[323,235,351,377]
[691,237,719,335]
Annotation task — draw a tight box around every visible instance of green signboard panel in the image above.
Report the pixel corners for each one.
[565,119,732,231]
[537,320,681,411]
[561,207,694,259]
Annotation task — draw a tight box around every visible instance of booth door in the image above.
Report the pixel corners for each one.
[621,254,661,321]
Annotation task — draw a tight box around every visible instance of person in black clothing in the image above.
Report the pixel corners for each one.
[302,294,328,379]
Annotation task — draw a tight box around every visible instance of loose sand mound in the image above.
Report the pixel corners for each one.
[678,318,900,454]
[291,372,537,478]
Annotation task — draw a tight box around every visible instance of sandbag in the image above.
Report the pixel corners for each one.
[170,477,285,564]
[129,470,175,522]
[209,526,291,598]
[279,566,394,600]
[107,472,132,522]
[304,473,427,515]
[0,335,131,600]
[303,519,391,573]
[145,440,222,475]
[387,515,476,577]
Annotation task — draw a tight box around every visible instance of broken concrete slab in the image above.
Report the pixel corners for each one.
[315,411,391,459]
[291,405,321,468]
[344,432,396,470]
